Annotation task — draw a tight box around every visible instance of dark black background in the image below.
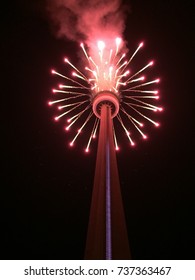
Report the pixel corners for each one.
[1,0,194,259]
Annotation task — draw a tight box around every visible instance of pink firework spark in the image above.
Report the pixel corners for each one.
[48,38,163,152]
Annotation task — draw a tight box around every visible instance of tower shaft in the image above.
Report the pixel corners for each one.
[85,104,131,259]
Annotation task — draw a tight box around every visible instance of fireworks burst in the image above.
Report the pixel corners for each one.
[49,38,163,152]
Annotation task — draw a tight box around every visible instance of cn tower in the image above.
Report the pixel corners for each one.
[49,39,161,260]
[85,91,131,259]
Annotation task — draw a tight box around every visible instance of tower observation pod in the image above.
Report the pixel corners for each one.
[85,91,131,259]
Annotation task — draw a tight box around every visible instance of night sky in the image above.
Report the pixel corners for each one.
[1,0,194,260]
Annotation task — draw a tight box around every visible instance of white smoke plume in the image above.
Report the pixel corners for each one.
[46,0,129,46]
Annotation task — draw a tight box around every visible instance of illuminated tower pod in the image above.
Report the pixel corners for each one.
[85,91,131,260]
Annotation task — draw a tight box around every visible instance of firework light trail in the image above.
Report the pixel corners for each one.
[49,38,162,152]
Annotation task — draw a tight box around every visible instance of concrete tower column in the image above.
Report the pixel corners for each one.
[85,102,130,259]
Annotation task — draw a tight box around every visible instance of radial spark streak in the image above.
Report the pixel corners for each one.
[117,114,135,146]
[70,112,93,146]
[85,118,99,152]
[125,61,153,83]
[121,108,146,139]
[125,102,159,126]
[55,100,88,121]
